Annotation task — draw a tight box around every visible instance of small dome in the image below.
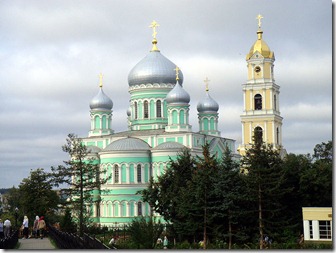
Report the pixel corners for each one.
[197,92,219,113]
[166,82,190,104]
[153,141,186,150]
[246,30,274,59]
[104,137,150,151]
[87,146,101,154]
[128,51,183,87]
[90,88,113,110]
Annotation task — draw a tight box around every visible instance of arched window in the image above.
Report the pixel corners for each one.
[144,100,149,118]
[254,94,262,110]
[137,202,142,216]
[114,165,119,183]
[137,164,141,183]
[156,100,162,118]
[134,101,138,119]
[254,126,263,145]
[276,127,279,144]
[274,95,277,111]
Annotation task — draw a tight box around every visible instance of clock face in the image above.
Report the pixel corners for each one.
[255,66,261,73]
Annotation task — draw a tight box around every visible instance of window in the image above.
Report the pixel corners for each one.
[254,126,263,145]
[254,94,262,110]
[309,220,313,239]
[144,100,149,118]
[138,202,142,216]
[319,220,331,239]
[276,127,279,144]
[156,100,162,118]
[134,102,138,119]
[137,164,141,183]
[114,165,119,183]
[274,94,277,111]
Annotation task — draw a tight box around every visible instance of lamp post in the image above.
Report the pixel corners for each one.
[14,207,19,229]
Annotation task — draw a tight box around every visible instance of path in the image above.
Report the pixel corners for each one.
[18,237,56,250]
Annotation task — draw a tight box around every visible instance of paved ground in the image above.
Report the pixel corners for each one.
[18,236,56,250]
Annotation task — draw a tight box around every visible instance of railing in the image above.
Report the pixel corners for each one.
[47,224,110,249]
[0,229,19,249]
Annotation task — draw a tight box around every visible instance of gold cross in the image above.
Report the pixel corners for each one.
[99,73,103,88]
[149,20,160,39]
[204,77,210,91]
[256,14,263,29]
[174,66,180,81]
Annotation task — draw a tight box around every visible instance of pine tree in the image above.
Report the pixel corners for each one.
[51,133,109,236]
[241,141,292,249]
[209,146,248,248]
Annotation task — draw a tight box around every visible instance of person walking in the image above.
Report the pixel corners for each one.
[0,219,4,238]
[163,236,168,249]
[4,219,11,238]
[38,216,46,239]
[22,215,29,239]
[33,216,39,239]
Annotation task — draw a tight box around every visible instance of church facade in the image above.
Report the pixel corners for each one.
[78,17,284,226]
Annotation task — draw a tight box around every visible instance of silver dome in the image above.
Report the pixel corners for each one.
[153,141,186,150]
[90,88,113,110]
[87,145,101,153]
[165,82,190,104]
[197,92,219,113]
[128,51,183,86]
[104,137,150,151]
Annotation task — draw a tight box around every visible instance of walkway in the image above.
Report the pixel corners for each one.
[18,237,56,250]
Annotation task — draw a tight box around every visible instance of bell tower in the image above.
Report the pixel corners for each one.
[238,15,284,156]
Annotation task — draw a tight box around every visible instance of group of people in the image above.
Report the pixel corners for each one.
[0,218,12,239]
[22,215,46,239]
[0,215,47,240]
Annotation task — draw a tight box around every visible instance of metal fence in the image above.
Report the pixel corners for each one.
[47,224,110,249]
[0,229,19,249]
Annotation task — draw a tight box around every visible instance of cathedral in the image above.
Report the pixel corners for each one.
[78,16,284,226]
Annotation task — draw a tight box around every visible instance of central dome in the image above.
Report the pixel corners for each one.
[128,51,183,87]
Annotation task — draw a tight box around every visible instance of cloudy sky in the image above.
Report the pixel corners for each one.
[0,0,332,188]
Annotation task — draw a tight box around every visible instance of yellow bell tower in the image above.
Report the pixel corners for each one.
[238,15,285,156]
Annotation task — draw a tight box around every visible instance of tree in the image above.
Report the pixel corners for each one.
[60,207,77,233]
[18,168,59,222]
[51,133,109,236]
[209,146,248,248]
[140,148,196,241]
[241,141,292,249]
[126,216,164,249]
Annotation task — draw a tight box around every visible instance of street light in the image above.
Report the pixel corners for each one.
[14,207,19,229]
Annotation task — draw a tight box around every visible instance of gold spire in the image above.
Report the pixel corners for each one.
[149,20,160,51]
[174,66,180,81]
[99,73,103,88]
[204,77,210,92]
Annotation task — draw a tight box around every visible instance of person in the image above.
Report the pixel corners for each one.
[109,237,115,246]
[33,216,39,239]
[38,216,46,239]
[163,236,168,249]
[22,215,29,239]
[4,219,11,238]
[0,219,4,238]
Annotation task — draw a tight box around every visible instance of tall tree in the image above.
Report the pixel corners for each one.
[51,133,109,236]
[140,148,196,241]
[241,141,292,249]
[18,168,59,221]
[209,146,248,248]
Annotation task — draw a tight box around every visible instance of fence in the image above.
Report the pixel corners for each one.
[0,229,19,249]
[47,224,110,249]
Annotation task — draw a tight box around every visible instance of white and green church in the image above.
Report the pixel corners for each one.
[78,18,283,226]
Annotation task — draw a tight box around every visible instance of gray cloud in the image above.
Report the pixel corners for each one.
[0,0,332,188]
